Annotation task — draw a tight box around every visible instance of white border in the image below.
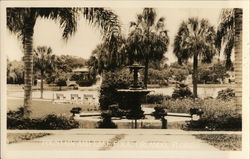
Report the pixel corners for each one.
[1,1,249,159]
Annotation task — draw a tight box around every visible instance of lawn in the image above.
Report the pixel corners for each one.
[193,134,241,151]
[7,98,99,118]
[7,133,50,144]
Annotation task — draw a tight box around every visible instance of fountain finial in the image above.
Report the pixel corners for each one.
[128,63,144,89]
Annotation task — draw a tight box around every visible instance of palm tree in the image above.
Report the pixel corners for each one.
[33,46,55,99]
[7,8,121,118]
[216,8,242,109]
[173,18,217,98]
[126,8,169,88]
[215,9,235,70]
[233,8,242,109]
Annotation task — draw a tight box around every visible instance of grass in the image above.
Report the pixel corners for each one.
[7,133,50,144]
[7,98,99,118]
[194,134,241,151]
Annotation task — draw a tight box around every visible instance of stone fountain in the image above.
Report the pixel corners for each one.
[116,63,151,128]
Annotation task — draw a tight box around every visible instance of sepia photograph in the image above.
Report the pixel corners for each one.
[1,0,249,159]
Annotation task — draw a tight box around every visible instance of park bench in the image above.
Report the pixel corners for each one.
[70,94,82,104]
[56,93,66,100]
[53,93,69,104]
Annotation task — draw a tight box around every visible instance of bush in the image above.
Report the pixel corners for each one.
[186,99,241,131]
[162,98,198,113]
[152,105,167,119]
[145,94,165,104]
[97,112,117,128]
[39,114,79,130]
[161,98,241,131]
[172,83,193,99]
[7,108,79,129]
[217,88,235,101]
[99,68,132,110]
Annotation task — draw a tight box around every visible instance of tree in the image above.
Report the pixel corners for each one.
[33,46,56,98]
[126,8,169,88]
[7,60,24,84]
[215,9,235,70]
[7,8,121,118]
[173,18,217,98]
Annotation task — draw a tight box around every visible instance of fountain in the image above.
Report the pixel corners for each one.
[116,63,151,128]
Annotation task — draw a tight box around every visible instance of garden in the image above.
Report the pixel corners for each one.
[5,7,243,152]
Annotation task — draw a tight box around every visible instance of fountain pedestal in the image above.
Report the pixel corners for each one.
[116,63,151,128]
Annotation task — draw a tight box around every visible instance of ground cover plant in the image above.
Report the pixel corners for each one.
[194,134,241,151]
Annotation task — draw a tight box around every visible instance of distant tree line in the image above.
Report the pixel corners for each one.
[7,54,87,86]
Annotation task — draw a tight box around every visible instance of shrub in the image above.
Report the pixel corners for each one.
[99,68,132,110]
[162,98,241,131]
[7,108,79,130]
[217,88,235,101]
[172,83,193,99]
[145,94,165,104]
[186,99,241,131]
[152,105,167,119]
[162,98,198,113]
[97,112,117,128]
[39,114,79,130]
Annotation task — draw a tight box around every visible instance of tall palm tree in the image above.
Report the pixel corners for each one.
[216,8,242,109]
[173,18,217,98]
[233,8,242,109]
[7,7,121,118]
[126,8,169,88]
[216,9,235,70]
[33,46,55,99]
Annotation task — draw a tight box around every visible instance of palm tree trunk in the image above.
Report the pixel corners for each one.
[23,22,35,118]
[193,55,198,98]
[40,70,44,99]
[234,8,242,110]
[144,56,149,89]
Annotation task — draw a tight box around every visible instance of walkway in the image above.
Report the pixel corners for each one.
[6,129,224,151]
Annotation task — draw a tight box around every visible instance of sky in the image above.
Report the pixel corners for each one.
[5,8,224,64]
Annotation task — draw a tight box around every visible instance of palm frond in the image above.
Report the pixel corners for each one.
[83,8,121,41]
[36,8,80,40]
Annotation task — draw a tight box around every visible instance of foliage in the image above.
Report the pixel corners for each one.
[152,105,167,119]
[7,59,24,84]
[7,7,121,117]
[147,68,169,86]
[99,68,132,110]
[162,98,241,130]
[7,8,81,117]
[7,108,79,129]
[144,94,165,104]
[198,62,229,84]
[162,98,198,113]
[97,112,117,128]
[172,83,193,99]
[217,88,235,101]
[108,105,128,118]
[194,134,241,151]
[126,108,145,120]
[173,17,217,97]
[54,71,69,89]
[168,62,191,82]
[125,8,169,88]
[215,9,235,70]
[33,46,55,75]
